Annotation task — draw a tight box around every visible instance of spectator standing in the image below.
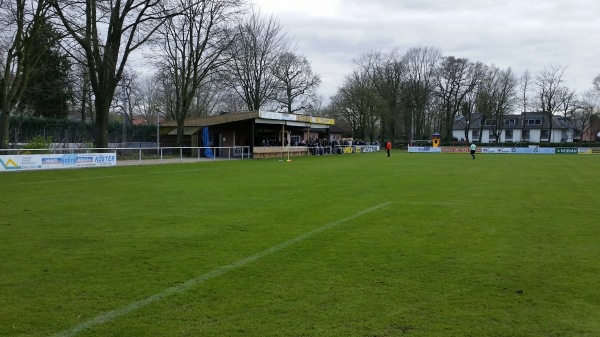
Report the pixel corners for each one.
[385,141,392,157]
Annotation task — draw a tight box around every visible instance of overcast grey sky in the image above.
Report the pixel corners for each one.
[252,0,600,105]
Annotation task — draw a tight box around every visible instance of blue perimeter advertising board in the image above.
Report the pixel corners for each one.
[0,153,117,172]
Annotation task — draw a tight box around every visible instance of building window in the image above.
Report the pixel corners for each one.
[525,119,542,125]
[505,119,516,126]
[541,129,549,139]
[521,130,530,141]
[488,130,495,142]
[505,130,513,140]
[472,130,480,140]
[484,120,497,126]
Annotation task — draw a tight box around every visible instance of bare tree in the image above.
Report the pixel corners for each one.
[497,68,519,128]
[0,0,50,148]
[329,70,387,142]
[557,87,576,118]
[434,56,485,142]
[50,0,174,148]
[518,70,532,143]
[355,50,405,143]
[155,66,176,121]
[137,74,161,124]
[115,68,140,123]
[70,61,94,122]
[212,87,247,113]
[187,79,222,117]
[534,65,568,142]
[479,66,517,143]
[155,0,243,146]
[224,9,288,111]
[329,85,361,140]
[402,46,441,142]
[593,74,600,93]
[271,51,321,113]
[305,94,324,116]
[574,90,600,142]
[519,70,531,114]
[475,65,496,142]
[461,86,477,143]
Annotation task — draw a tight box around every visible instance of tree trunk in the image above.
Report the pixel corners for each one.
[94,97,110,150]
[81,84,87,122]
[0,111,9,149]
[176,120,185,147]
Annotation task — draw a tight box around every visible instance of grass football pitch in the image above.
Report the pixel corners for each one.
[1,151,599,337]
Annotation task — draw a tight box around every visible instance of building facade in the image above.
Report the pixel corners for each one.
[452,112,578,144]
[160,111,339,158]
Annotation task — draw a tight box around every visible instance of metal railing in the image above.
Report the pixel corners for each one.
[0,146,251,166]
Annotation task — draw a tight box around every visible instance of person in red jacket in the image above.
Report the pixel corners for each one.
[385,141,392,157]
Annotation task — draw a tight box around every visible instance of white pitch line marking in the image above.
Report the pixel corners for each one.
[51,202,391,337]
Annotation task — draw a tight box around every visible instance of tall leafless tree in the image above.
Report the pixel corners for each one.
[155,0,243,146]
[0,0,50,148]
[114,68,140,123]
[434,56,485,142]
[137,74,161,124]
[329,69,387,142]
[328,82,361,140]
[50,0,174,149]
[557,86,576,118]
[593,74,600,93]
[71,61,94,122]
[271,51,321,113]
[355,50,404,143]
[460,85,477,143]
[518,70,532,143]
[573,90,599,142]
[402,46,440,142]
[475,65,497,141]
[493,67,518,141]
[534,65,568,142]
[475,66,517,142]
[224,9,288,111]
[211,87,247,113]
[519,70,531,114]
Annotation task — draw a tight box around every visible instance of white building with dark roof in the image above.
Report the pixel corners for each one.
[452,112,578,143]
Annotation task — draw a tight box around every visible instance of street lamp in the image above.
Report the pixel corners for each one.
[156,109,160,155]
[411,107,414,146]
[121,96,128,148]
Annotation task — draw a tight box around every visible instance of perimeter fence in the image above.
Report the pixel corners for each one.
[0,145,251,169]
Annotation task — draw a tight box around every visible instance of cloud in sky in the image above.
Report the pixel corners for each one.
[252,0,600,105]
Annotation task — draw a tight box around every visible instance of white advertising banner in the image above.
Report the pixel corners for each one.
[0,153,117,172]
[481,147,556,154]
[481,147,515,154]
[258,111,335,125]
[408,146,442,153]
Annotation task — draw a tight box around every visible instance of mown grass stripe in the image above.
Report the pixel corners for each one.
[51,202,391,337]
